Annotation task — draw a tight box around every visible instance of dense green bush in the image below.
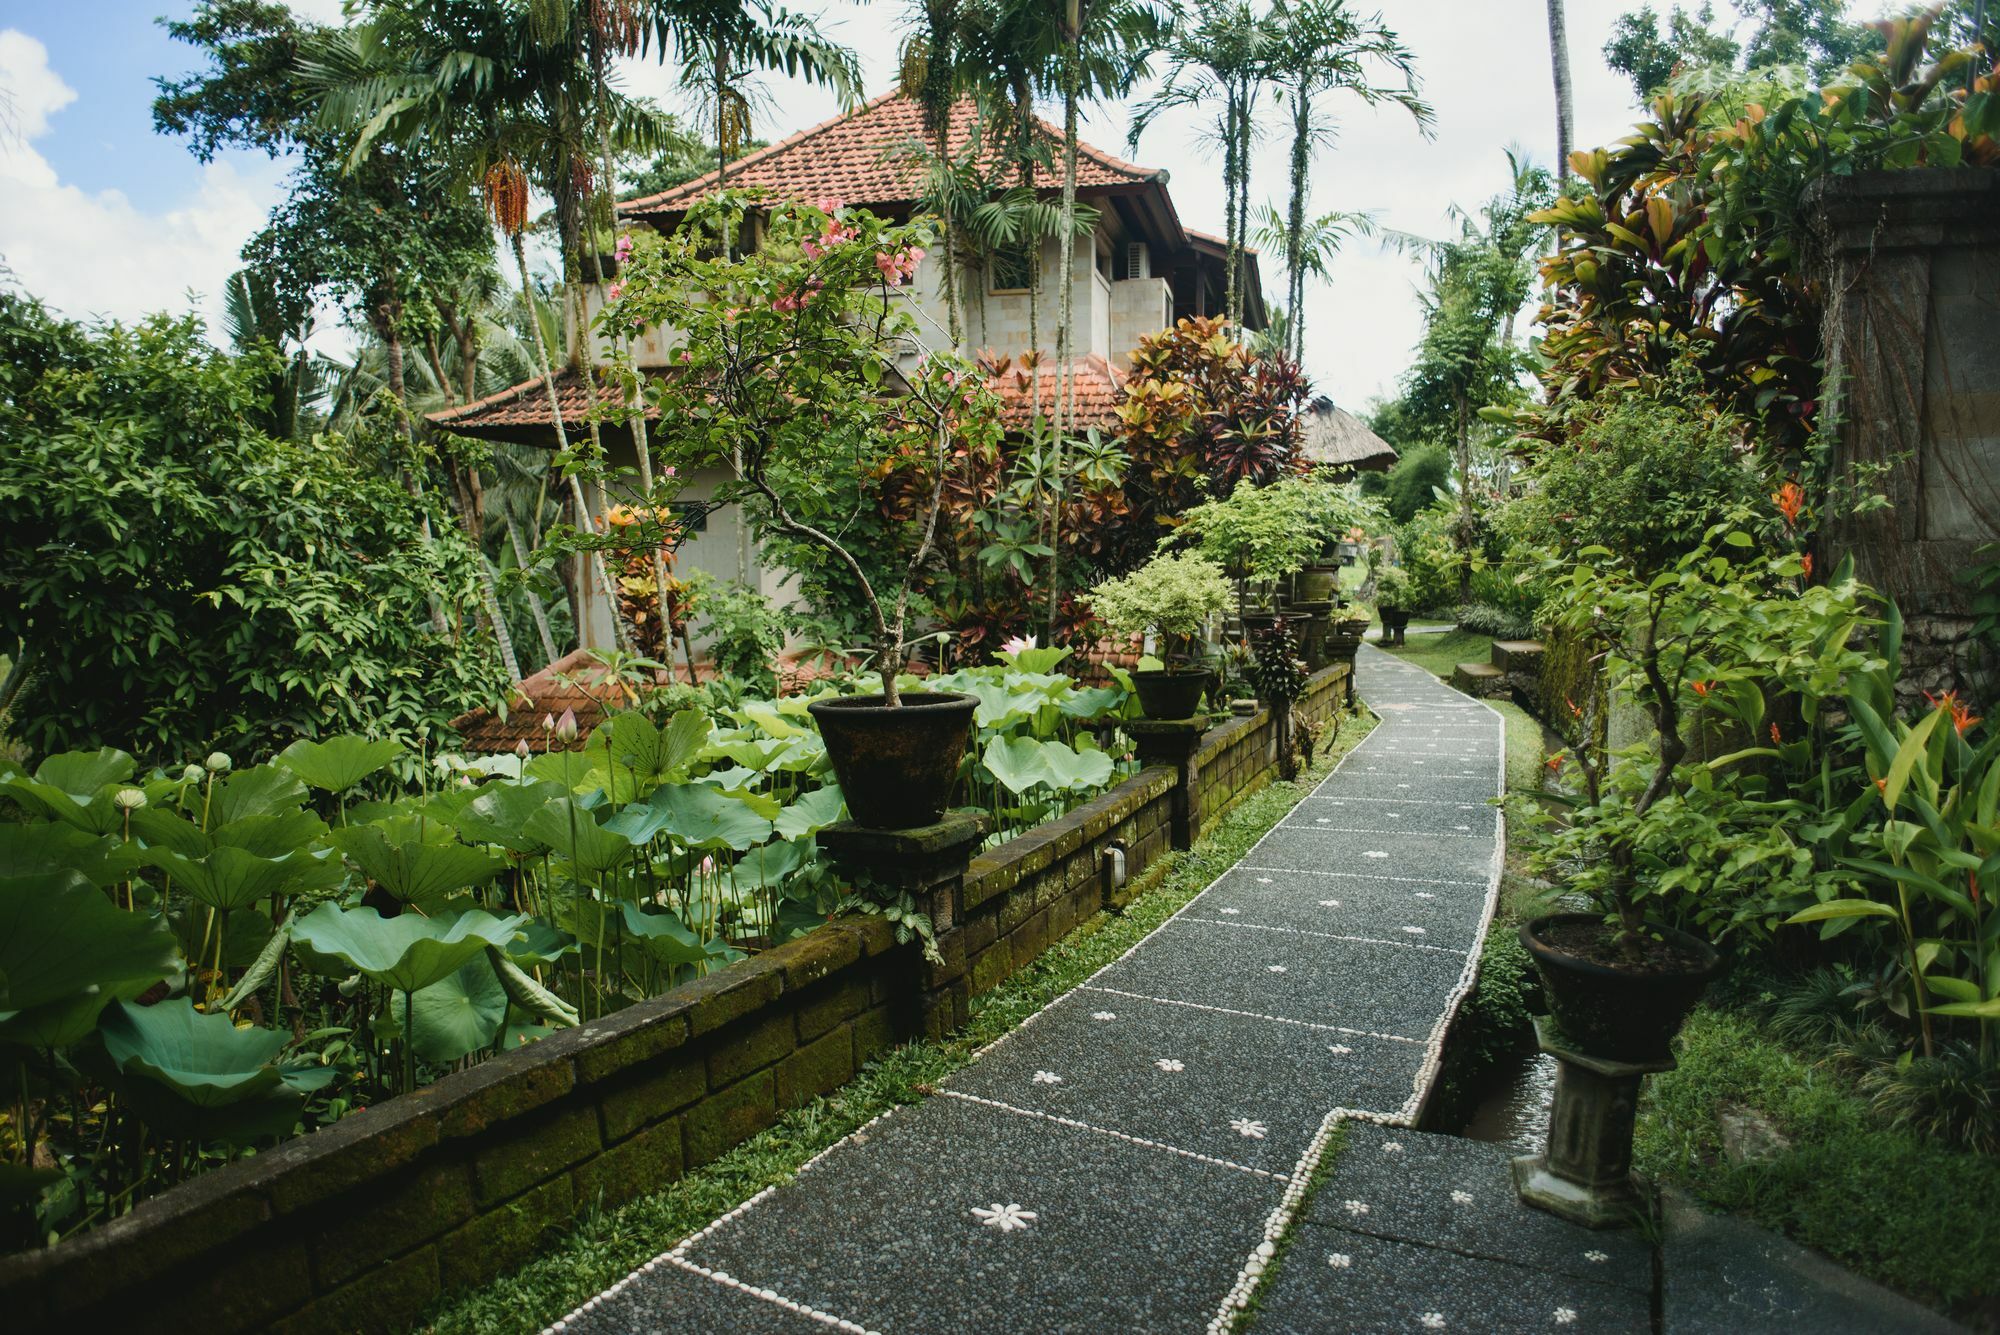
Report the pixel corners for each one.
[1454,602,1535,640]
[0,290,503,763]
[1393,506,1460,616]
[1499,370,1772,575]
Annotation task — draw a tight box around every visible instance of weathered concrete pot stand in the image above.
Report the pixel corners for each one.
[1512,1017,1674,1230]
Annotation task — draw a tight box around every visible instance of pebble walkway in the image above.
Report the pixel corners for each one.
[551,645,1508,1334]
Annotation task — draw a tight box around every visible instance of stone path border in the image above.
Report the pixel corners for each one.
[548,646,1505,1334]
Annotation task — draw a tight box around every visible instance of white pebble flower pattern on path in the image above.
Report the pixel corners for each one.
[971,1203,1036,1233]
[1451,1190,1474,1205]
[1363,850,1388,859]
[1155,1059,1184,1072]
[1091,1011,1116,1021]
[1343,1200,1369,1217]
[1230,1118,1268,1139]
[1421,1313,1447,1329]
[1327,1254,1352,1270]
[1032,1071,1062,1085]
[1554,1308,1578,1325]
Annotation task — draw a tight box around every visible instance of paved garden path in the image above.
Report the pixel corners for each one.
[553,645,1510,1334]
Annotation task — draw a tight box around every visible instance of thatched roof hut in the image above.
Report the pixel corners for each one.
[1300,396,1397,473]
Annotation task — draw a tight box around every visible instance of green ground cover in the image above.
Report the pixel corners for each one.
[419,707,1378,1334]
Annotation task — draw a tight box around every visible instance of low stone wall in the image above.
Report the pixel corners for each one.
[0,663,1350,1333]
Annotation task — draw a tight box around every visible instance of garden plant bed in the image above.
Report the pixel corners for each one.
[0,668,1350,1334]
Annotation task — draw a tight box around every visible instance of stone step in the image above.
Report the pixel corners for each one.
[1449,661,1506,698]
[1491,639,1545,674]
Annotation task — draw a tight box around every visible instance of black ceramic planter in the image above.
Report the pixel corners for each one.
[1379,606,1411,647]
[1519,913,1724,1062]
[806,692,976,830]
[1132,669,1210,720]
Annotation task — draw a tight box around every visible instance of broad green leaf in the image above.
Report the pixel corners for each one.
[1039,739,1114,792]
[100,997,306,1143]
[210,766,308,825]
[219,912,295,1013]
[456,780,558,853]
[33,749,137,801]
[1922,974,1981,1003]
[1883,707,1944,812]
[487,947,579,1026]
[1785,899,1900,924]
[277,736,404,794]
[213,809,329,857]
[636,784,777,851]
[405,958,507,1063]
[291,904,529,994]
[728,838,808,890]
[774,785,845,841]
[145,845,339,912]
[0,824,141,888]
[524,799,636,874]
[331,820,506,906]
[1927,998,2000,1018]
[983,734,1055,794]
[0,871,180,1049]
[618,903,709,968]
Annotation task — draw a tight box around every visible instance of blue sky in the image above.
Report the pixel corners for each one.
[1,0,1826,407]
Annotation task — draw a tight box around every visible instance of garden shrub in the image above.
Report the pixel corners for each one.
[0,291,503,764]
[1453,602,1536,641]
[1394,506,1459,616]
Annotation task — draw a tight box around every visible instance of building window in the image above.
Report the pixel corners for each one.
[990,241,1034,293]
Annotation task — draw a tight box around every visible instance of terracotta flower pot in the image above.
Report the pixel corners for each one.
[806,692,976,829]
[1519,913,1725,1061]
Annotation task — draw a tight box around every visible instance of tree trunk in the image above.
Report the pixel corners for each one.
[1547,0,1574,176]
[1046,25,1082,635]
[1455,394,1474,605]
[1222,98,1240,326]
[1286,92,1312,362]
[509,229,633,653]
[507,516,562,667]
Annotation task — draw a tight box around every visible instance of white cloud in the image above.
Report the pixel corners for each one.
[0,28,281,340]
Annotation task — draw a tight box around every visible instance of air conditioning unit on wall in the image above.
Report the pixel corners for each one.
[1125,242,1150,280]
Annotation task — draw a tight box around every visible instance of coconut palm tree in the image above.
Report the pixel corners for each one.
[1262,0,1427,362]
[1249,202,1376,362]
[1129,0,1276,327]
[1547,0,1574,175]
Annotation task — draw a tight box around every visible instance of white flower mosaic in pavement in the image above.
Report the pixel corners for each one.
[971,1203,1037,1233]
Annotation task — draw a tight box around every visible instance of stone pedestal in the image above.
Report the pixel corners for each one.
[1512,1017,1674,1230]
[817,814,986,1039]
[1129,718,1206,851]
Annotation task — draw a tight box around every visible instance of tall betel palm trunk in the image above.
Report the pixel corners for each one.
[1547,0,1573,175]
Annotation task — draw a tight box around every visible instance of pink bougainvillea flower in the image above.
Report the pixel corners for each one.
[605,281,624,302]
[614,233,634,262]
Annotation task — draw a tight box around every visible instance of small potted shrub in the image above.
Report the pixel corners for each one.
[1373,565,1413,646]
[1169,478,1324,630]
[1089,553,1231,719]
[614,197,994,829]
[1519,531,1872,1058]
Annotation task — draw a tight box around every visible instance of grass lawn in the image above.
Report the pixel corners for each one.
[1636,1006,2000,1323]
[1379,627,1496,681]
[418,707,1379,1334]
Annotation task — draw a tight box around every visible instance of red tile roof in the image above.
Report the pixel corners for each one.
[449,649,659,754]
[622,93,1162,223]
[425,368,657,441]
[982,353,1127,432]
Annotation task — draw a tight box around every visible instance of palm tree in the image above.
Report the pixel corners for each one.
[1249,202,1376,362]
[309,0,858,655]
[1263,0,1428,361]
[901,0,973,347]
[1547,0,1574,176]
[1130,0,1275,327]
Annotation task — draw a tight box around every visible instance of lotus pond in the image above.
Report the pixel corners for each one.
[0,648,1137,1247]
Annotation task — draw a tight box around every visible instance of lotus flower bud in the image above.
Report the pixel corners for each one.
[205,752,231,773]
[555,708,579,743]
[113,788,147,811]
[181,764,203,783]
[543,713,558,733]
[515,739,532,759]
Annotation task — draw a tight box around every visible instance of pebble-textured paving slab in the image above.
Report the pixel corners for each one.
[543,647,1506,1334]
[1255,1226,1651,1335]
[554,1251,847,1334]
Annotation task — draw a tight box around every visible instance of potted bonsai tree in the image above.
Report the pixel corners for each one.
[1089,552,1231,719]
[1520,531,1872,1059]
[1372,564,1413,646]
[1169,478,1324,635]
[610,195,1001,829]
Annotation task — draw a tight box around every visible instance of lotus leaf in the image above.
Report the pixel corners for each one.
[405,958,507,1063]
[0,824,140,888]
[331,819,505,906]
[617,904,710,969]
[32,748,137,802]
[727,837,809,890]
[1040,739,1115,792]
[524,748,598,793]
[212,809,329,857]
[276,736,405,794]
[525,799,636,874]
[456,780,558,853]
[210,766,309,825]
[634,783,778,851]
[99,998,314,1142]
[982,734,1057,795]
[290,905,529,994]
[774,785,845,841]
[0,872,180,1048]
[600,708,709,786]
[146,845,340,912]
[1058,686,1127,720]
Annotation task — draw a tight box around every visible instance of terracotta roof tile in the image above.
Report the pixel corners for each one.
[983,354,1127,432]
[448,650,658,754]
[621,93,1160,223]
[425,368,656,437]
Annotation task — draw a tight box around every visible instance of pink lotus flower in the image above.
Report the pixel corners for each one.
[1001,633,1038,656]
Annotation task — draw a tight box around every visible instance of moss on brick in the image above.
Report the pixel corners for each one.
[273,1243,435,1335]
[597,1051,706,1143]
[311,1159,474,1288]
[471,1102,600,1206]
[705,1010,797,1089]
[681,962,785,1040]
[795,974,870,1041]
[570,998,692,1086]
[438,1174,574,1295]
[685,1070,778,1167]
[574,1116,684,1214]
[776,1025,855,1110]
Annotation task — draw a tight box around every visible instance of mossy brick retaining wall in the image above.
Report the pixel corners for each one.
[0,663,1350,1333]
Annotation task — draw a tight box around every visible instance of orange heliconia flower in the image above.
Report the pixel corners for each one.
[1925,690,1981,735]
[1546,752,1566,773]
[1565,696,1583,718]
[1800,552,1814,579]
[1691,680,1714,697]
[1773,480,1806,526]
[1770,723,1783,745]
